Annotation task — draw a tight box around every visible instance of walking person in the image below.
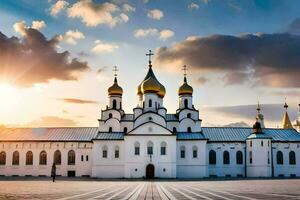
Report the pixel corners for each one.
[51,163,56,182]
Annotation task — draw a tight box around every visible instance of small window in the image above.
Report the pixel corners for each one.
[0,151,6,165]
[149,99,152,107]
[173,127,177,133]
[112,99,117,109]
[209,150,216,165]
[26,151,33,165]
[250,140,252,147]
[277,151,283,165]
[236,151,243,165]
[109,113,113,118]
[39,151,47,165]
[187,127,192,132]
[86,155,89,161]
[115,146,119,158]
[193,146,198,158]
[180,146,185,158]
[109,127,113,132]
[268,151,270,164]
[223,151,230,164]
[187,113,191,118]
[123,127,128,133]
[261,141,263,147]
[249,151,253,164]
[68,150,76,165]
[289,151,296,165]
[12,151,19,165]
[134,142,140,155]
[184,99,188,108]
[54,150,61,165]
[161,142,167,155]
[147,141,153,155]
[102,146,108,158]
[81,155,84,162]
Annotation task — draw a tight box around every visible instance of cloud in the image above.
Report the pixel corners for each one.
[134,28,174,40]
[155,33,300,88]
[91,40,119,54]
[57,30,85,45]
[67,0,128,27]
[195,77,207,85]
[14,20,46,36]
[122,3,135,12]
[0,25,89,87]
[26,116,78,127]
[224,121,250,127]
[159,29,174,40]
[50,0,69,16]
[188,3,199,10]
[57,98,98,104]
[147,9,164,20]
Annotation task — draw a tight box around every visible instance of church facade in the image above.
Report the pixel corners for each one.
[0,54,300,179]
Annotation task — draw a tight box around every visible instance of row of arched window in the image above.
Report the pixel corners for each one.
[276,151,296,165]
[0,150,76,166]
[209,150,243,165]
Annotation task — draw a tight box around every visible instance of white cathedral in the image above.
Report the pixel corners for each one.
[0,52,300,179]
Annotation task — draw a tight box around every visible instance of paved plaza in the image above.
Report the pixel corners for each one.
[0,178,299,200]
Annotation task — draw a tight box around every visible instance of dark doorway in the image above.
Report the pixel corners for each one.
[68,171,76,177]
[146,164,155,179]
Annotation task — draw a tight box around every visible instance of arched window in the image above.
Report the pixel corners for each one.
[149,99,152,107]
[187,113,191,118]
[277,151,283,165]
[161,142,167,155]
[209,150,216,164]
[68,150,75,165]
[249,151,253,164]
[192,146,198,158]
[102,146,108,158]
[134,142,140,155]
[109,113,113,118]
[109,127,113,132]
[115,146,119,158]
[54,150,61,165]
[147,141,153,155]
[261,141,263,146]
[0,151,6,165]
[223,151,230,164]
[39,151,47,165]
[180,146,185,158]
[187,127,192,132]
[123,127,128,133]
[184,99,188,108]
[236,151,243,165]
[173,127,177,133]
[112,99,117,109]
[26,151,33,165]
[12,151,19,165]
[289,151,296,165]
[249,140,252,147]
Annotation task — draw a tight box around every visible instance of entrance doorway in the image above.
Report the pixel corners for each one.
[146,164,154,179]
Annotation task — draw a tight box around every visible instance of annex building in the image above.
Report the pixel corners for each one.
[0,52,300,179]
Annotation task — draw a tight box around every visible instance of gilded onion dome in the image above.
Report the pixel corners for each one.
[178,77,193,96]
[158,84,166,98]
[108,77,123,96]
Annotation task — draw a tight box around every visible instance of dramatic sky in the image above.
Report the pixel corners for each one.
[0,0,299,128]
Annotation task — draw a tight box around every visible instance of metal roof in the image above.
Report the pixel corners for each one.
[121,114,134,121]
[0,127,98,142]
[177,132,206,140]
[166,114,178,121]
[202,127,300,142]
[95,132,124,140]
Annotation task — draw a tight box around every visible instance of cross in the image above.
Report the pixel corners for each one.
[182,65,188,77]
[146,50,154,64]
[113,66,118,77]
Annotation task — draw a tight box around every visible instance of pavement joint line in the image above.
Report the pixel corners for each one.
[184,185,232,200]
[122,183,144,200]
[166,184,197,200]
[55,184,113,200]
[128,182,146,200]
[156,182,170,200]
[87,185,124,200]
[171,184,213,200]
[105,184,133,200]
[208,189,258,200]
[157,183,177,200]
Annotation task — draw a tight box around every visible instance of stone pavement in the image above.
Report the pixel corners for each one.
[0,178,299,199]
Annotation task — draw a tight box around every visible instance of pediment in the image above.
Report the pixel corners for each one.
[128,121,172,135]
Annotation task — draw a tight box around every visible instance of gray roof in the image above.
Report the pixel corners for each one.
[202,127,300,142]
[121,114,134,121]
[177,132,206,140]
[166,114,178,121]
[95,132,124,140]
[0,127,98,142]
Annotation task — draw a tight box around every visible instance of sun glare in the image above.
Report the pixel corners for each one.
[0,83,21,113]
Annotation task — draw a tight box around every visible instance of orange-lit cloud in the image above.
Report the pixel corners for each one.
[58,98,98,104]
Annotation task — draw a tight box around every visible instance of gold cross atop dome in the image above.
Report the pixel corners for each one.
[113,66,118,78]
[182,65,188,78]
[146,50,154,67]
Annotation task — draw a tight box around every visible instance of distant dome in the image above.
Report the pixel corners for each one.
[253,121,262,133]
[108,77,123,96]
[178,77,193,96]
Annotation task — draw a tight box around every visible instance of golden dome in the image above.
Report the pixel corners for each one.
[137,84,142,95]
[158,84,166,98]
[108,77,123,96]
[141,76,161,93]
[178,77,193,96]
